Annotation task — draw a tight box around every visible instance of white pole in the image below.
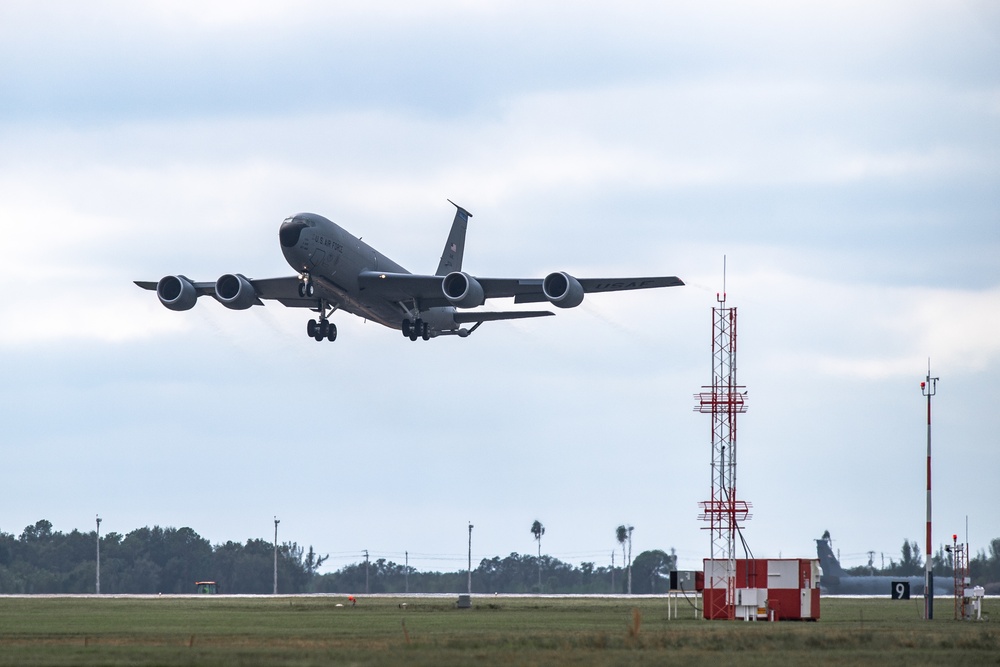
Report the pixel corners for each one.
[96,515,102,595]
[468,522,474,595]
[273,516,280,595]
[627,526,634,595]
[921,364,938,620]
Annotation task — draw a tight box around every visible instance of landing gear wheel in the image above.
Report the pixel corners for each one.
[298,283,306,298]
[421,321,430,341]
[305,282,315,298]
[402,319,412,338]
[327,323,337,342]
[307,319,317,337]
[409,318,423,341]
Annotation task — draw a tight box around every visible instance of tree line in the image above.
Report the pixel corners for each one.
[844,535,1000,591]
[0,519,674,595]
[1,520,325,594]
[4,520,998,595]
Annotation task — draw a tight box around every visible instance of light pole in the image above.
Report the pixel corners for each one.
[627,526,634,595]
[273,516,280,595]
[95,515,102,595]
[467,522,474,595]
[921,363,938,620]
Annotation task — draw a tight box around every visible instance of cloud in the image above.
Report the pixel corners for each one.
[1,0,997,570]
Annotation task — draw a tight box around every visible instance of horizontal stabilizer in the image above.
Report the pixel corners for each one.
[453,310,554,324]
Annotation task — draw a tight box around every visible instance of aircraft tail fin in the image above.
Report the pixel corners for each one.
[436,200,472,276]
[815,531,845,577]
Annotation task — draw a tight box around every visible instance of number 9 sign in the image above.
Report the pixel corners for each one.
[891,581,910,600]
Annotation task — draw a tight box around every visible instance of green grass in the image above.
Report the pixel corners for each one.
[0,596,996,666]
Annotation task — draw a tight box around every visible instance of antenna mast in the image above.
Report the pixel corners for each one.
[695,259,751,620]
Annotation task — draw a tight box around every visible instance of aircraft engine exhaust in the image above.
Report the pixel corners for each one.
[156,275,198,311]
[442,271,485,308]
[215,273,257,310]
[542,271,584,308]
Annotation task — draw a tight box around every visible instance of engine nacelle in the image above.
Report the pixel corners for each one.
[542,271,585,309]
[214,273,257,310]
[156,275,198,311]
[442,271,485,308]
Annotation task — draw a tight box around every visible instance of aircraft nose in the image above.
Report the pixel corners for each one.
[279,218,308,248]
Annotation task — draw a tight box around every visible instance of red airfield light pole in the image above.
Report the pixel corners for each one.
[921,362,938,620]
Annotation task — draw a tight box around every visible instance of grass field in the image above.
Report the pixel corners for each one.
[0,595,996,666]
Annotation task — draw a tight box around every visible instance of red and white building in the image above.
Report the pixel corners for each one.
[703,558,821,621]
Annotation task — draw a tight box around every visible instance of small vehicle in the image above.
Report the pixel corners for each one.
[194,581,218,594]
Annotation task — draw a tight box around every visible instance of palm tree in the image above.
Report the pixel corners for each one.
[530,520,545,592]
[616,524,634,594]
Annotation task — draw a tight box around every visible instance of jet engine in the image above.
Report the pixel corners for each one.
[542,271,584,308]
[214,273,257,310]
[156,275,198,311]
[442,271,485,308]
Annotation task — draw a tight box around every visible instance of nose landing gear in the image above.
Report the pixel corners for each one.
[297,274,315,298]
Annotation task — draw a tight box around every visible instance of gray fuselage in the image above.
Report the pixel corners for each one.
[279,212,453,331]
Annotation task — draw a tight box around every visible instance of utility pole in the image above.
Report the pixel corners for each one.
[364,550,370,594]
[273,516,280,595]
[611,551,615,593]
[467,523,474,595]
[405,551,409,594]
[921,363,939,620]
[627,526,634,595]
[95,515,102,595]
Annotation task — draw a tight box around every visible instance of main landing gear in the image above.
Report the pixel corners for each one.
[307,318,337,342]
[401,318,430,342]
[304,287,338,342]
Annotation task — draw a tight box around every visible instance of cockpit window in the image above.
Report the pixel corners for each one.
[280,218,309,247]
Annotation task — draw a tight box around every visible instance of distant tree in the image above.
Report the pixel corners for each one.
[616,526,627,592]
[616,525,633,594]
[304,546,328,578]
[20,520,53,542]
[530,520,545,592]
[631,549,676,594]
[970,538,1000,592]
[899,539,923,576]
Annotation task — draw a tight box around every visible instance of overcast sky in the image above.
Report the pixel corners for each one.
[1,1,998,577]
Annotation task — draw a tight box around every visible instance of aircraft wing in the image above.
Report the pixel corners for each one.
[134,279,216,295]
[134,276,315,308]
[246,276,315,307]
[453,310,554,324]
[356,272,449,305]
[357,271,684,306]
[510,276,685,303]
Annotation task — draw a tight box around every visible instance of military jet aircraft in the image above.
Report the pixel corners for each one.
[816,531,954,596]
[136,202,684,342]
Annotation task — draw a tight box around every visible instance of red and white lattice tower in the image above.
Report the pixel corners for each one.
[695,290,752,620]
[951,534,969,620]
